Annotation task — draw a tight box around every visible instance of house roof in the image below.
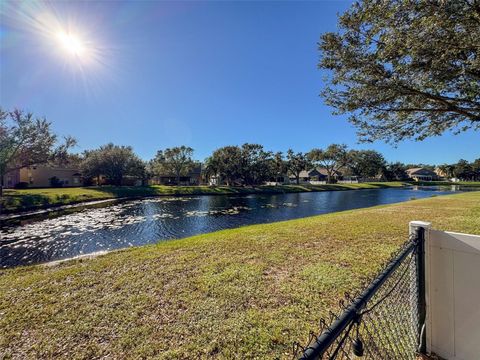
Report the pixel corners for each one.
[298,169,321,178]
[406,167,436,176]
[295,167,341,178]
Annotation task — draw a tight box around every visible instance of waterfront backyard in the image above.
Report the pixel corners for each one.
[1,185,473,268]
[1,191,479,359]
[1,0,479,357]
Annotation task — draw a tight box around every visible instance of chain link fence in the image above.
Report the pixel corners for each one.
[294,228,426,360]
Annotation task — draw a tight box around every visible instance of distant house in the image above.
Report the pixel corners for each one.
[264,174,290,186]
[298,168,327,183]
[289,167,341,184]
[434,167,453,180]
[208,174,244,186]
[3,165,82,188]
[150,164,202,186]
[406,167,438,181]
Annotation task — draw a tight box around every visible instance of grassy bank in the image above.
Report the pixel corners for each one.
[1,182,406,214]
[1,192,479,359]
[413,180,480,187]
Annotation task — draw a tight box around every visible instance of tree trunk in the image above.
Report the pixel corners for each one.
[296,174,300,185]
[327,170,333,184]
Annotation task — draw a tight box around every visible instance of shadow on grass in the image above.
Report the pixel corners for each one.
[1,193,102,213]
[1,194,54,213]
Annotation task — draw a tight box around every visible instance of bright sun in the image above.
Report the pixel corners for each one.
[56,31,86,57]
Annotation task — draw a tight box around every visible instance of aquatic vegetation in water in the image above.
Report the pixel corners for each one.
[140,197,200,203]
[261,202,298,208]
[1,204,148,243]
[184,206,251,217]
[1,187,466,268]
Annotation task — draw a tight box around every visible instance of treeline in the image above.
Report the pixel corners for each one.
[60,143,392,185]
[435,160,480,181]
[66,143,480,186]
[2,109,479,190]
[62,144,198,186]
[203,144,387,185]
[204,144,480,184]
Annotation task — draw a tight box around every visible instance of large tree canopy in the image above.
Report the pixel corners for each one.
[269,152,288,183]
[347,149,386,178]
[150,146,195,184]
[239,143,273,186]
[205,144,273,186]
[308,144,349,183]
[286,150,311,185]
[0,109,78,196]
[205,146,243,186]
[319,0,480,143]
[81,143,145,186]
[0,109,56,182]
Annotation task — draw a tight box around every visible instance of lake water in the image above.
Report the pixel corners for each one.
[0,186,476,268]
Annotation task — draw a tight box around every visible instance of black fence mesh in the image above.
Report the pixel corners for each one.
[294,235,422,360]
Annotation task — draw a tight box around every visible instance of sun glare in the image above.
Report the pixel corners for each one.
[56,31,86,57]
[3,0,115,97]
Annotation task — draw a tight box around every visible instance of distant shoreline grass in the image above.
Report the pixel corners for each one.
[1,192,479,359]
[1,182,407,214]
[412,180,480,187]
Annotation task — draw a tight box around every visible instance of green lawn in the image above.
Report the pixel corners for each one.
[1,182,406,214]
[412,180,480,187]
[1,192,479,359]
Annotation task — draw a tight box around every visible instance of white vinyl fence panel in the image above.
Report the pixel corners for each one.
[425,229,480,360]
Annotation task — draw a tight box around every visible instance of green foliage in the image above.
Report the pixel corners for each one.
[205,146,243,185]
[150,146,195,184]
[81,143,145,186]
[384,162,408,181]
[308,144,349,183]
[286,150,310,184]
[319,0,480,143]
[269,152,288,182]
[49,136,78,167]
[0,109,57,185]
[436,158,480,181]
[347,149,386,179]
[473,159,480,175]
[437,164,456,179]
[239,143,273,185]
[206,144,274,186]
[454,159,475,180]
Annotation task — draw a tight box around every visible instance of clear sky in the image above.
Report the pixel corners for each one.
[1,0,478,164]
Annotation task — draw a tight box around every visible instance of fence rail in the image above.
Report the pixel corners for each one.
[294,227,426,360]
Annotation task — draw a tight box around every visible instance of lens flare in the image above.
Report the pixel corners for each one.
[56,31,86,57]
[1,0,116,98]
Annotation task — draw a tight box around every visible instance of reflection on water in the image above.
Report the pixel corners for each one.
[0,186,476,268]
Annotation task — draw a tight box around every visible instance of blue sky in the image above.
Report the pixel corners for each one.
[1,0,478,164]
